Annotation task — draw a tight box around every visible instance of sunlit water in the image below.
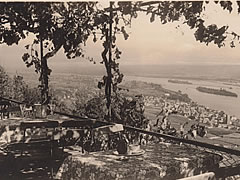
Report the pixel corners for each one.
[125,76,240,119]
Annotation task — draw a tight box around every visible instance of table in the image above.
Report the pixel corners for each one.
[56,143,222,180]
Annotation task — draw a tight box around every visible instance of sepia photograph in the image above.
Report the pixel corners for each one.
[0,1,240,179]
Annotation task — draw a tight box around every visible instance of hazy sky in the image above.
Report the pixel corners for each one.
[1,1,240,72]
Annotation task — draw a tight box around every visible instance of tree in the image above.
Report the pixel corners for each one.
[117,1,240,47]
[22,86,42,105]
[10,74,42,105]
[95,1,240,122]
[0,65,11,97]
[1,2,99,104]
[11,75,27,102]
[0,66,41,105]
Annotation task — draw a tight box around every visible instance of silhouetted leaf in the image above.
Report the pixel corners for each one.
[150,12,155,23]
[25,44,30,49]
[22,53,30,62]
[35,50,38,57]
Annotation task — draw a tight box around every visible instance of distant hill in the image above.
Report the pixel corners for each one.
[120,64,240,81]
[5,63,240,82]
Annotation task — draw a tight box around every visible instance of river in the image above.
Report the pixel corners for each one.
[125,76,240,119]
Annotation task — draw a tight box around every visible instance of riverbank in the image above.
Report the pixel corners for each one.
[125,76,240,119]
[120,80,191,102]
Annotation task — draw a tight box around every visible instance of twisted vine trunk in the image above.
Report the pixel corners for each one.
[101,2,114,121]
[102,2,113,121]
[107,2,113,120]
[40,36,49,105]
[101,30,112,120]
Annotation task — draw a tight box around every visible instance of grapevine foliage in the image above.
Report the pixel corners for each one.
[1,1,240,113]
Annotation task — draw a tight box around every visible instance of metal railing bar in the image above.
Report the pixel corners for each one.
[0,97,24,104]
